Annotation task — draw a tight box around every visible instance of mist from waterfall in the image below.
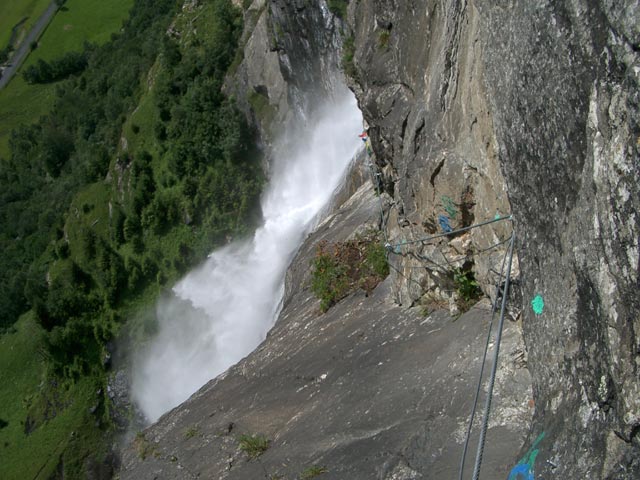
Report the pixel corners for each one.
[131,89,363,422]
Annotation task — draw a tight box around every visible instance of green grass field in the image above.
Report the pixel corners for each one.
[0,76,56,159]
[0,0,134,159]
[0,0,51,49]
[0,314,107,480]
[32,0,134,59]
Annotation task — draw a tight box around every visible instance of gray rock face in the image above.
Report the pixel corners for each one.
[474,2,640,478]
[347,0,639,477]
[227,0,344,144]
[118,179,532,480]
[347,0,515,312]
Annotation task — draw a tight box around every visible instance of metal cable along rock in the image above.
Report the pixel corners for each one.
[367,143,519,478]
[458,233,512,480]
[470,233,516,479]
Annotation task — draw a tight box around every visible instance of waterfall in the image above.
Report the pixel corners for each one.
[131,88,363,422]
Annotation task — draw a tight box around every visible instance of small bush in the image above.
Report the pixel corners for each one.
[311,233,389,312]
[327,0,348,19]
[378,30,390,50]
[454,267,481,312]
[364,242,389,278]
[301,465,328,479]
[454,268,480,301]
[311,246,350,312]
[238,434,269,458]
[341,35,357,79]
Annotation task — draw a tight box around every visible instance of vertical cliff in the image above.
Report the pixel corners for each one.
[347,0,639,477]
[478,2,639,477]
[347,0,513,312]
[225,0,345,145]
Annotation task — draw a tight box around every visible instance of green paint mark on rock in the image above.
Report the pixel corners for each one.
[531,295,544,315]
[441,196,457,219]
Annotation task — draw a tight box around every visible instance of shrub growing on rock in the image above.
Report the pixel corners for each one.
[311,232,389,312]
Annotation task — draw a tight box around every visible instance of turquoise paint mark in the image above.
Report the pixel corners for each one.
[507,432,545,480]
[441,195,457,219]
[531,295,545,315]
[495,212,502,220]
[394,240,406,254]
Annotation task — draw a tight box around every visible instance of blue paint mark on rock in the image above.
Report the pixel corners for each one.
[438,214,452,233]
[531,295,544,315]
[393,240,406,254]
[508,464,533,480]
[508,432,545,480]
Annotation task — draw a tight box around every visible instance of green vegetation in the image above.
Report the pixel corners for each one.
[377,30,390,50]
[0,46,11,64]
[453,266,481,311]
[341,34,357,80]
[238,434,270,458]
[0,75,55,159]
[32,0,134,57]
[365,241,390,278]
[300,465,328,478]
[327,0,348,19]
[23,51,87,83]
[134,432,155,460]
[311,232,389,312]
[184,426,199,438]
[249,88,277,129]
[312,244,350,312]
[0,0,261,477]
[0,314,109,479]
[0,0,51,49]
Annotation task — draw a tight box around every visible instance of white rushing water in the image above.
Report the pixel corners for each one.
[132,89,363,422]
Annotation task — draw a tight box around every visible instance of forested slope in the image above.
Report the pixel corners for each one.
[0,1,263,477]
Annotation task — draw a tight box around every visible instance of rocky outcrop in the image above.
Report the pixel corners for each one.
[226,0,345,144]
[347,0,639,477]
[347,0,515,312]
